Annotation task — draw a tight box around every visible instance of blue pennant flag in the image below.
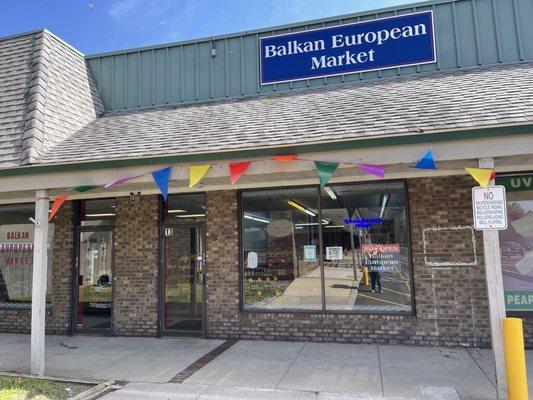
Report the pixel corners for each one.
[414,150,437,169]
[152,167,172,201]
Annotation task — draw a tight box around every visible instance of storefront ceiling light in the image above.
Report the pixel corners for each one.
[85,213,115,217]
[175,214,205,218]
[287,200,316,217]
[325,225,345,228]
[167,209,187,213]
[379,194,389,219]
[244,214,270,224]
[324,187,337,200]
[294,221,330,226]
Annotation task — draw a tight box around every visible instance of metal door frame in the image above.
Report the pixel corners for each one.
[71,225,115,335]
[159,221,206,337]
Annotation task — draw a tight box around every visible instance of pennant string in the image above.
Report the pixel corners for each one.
[41,152,485,220]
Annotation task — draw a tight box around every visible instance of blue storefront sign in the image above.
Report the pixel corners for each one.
[260,11,435,85]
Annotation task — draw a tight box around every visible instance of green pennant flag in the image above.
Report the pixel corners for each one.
[73,185,98,193]
[314,161,339,188]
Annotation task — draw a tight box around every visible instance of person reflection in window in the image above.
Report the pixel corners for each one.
[370,270,383,294]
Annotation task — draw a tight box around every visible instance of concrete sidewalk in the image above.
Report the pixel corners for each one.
[0,333,531,399]
[99,382,459,400]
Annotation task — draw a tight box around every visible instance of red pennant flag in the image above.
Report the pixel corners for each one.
[490,170,496,181]
[274,154,297,161]
[49,194,70,221]
[229,161,251,185]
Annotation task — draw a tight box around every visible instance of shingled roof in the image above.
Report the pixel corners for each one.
[0,30,103,166]
[38,62,533,165]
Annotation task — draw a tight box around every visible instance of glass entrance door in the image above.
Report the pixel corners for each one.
[162,224,205,335]
[76,229,114,332]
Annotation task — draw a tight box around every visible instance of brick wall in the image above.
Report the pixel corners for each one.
[0,201,74,334]
[2,179,532,348]
[47,201,75,334]
[113,195,159,336]
[203,178,510,347]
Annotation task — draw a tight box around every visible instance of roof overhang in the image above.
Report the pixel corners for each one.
[1,122,532,178]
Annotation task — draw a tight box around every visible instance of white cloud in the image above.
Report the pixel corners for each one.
[109,0,139,18]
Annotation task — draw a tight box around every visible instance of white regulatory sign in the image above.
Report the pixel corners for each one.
[471,185,508,231]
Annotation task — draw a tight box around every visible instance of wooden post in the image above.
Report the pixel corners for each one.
[479,158,508,400]
[31,189,49,376]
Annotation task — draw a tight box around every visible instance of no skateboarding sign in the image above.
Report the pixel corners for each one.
[471,185,508,231]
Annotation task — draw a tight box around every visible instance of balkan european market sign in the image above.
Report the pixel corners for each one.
[260,11,436,85]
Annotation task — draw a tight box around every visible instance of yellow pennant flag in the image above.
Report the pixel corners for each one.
[464,167,494,187]
[189,165,210,187]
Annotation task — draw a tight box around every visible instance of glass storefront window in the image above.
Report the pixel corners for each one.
[162,193,206,333]
[242,187,322,310]
[497,174,533,312]
[163,194,206,223]
[80,198,116,226]
[76,199,115,331]
[0,203,54,306]
[240,182,413,313]
[320,182,411,312]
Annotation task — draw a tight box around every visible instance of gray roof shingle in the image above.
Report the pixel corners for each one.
[37,62,533,165]
[0,30,103,167]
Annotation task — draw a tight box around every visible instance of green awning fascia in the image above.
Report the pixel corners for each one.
[0,123,531,178]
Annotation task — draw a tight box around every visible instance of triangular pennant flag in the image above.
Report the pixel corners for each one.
[151,167,172,201]
[73,185,98,193]
[229,161,251,185]
[49,194,69,221]
[189,165,210,188]
[414,150,437,169]
[465,167,494,187]
[274,154,298,161]
[358,164,386,178]
[104,174,144,189]
[314,161,339,188]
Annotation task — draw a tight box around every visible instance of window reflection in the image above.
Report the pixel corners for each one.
[0,203,53,306]
[321,182,411,312]
[242,187,322,310]
[497,175,533,312]
[241,181,413,313]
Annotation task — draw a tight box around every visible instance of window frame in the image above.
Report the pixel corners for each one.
[238,179,416,315]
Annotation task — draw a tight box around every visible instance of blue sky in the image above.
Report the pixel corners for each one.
[3,0,420,55]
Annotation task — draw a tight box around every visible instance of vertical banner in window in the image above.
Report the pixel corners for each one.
[0,223,54,304]
[496,174,533,312]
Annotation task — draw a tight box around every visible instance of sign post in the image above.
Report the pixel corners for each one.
[475,158,508,400]
[31,189,49,376]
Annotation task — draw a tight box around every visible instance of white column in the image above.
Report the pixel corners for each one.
[31,189,49,376]
[479,158,507,400]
